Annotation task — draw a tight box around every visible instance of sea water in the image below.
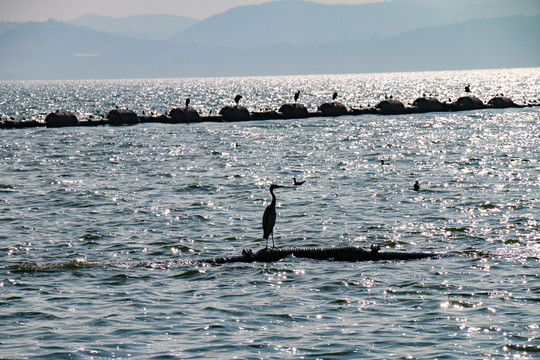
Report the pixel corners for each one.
[0,68,539,359]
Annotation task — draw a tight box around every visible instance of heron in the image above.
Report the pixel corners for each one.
[235,94,242,106]
[332,92,338,101]
[293,177,305,186]
[294,90,300,102]
[465,84,471,93]
[185,97,190,108]
[262,184,284,248]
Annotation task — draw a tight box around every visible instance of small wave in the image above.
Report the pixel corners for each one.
[505,344,540,353]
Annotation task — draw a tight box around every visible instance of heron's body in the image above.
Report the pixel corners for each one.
[262,184,282,248]
[294,91,300,102]
[332,92,338,101]
[185,98,190,108]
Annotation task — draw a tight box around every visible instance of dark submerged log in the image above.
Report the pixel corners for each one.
[219,106,250,121]
[203,246,443,264]
[412,97,447,112]
[45,111,79,128]
[278,103,309,119]
[375,100,406,115]
[107,109,139,126]
[318,102,348,116]
[169,108,201,123]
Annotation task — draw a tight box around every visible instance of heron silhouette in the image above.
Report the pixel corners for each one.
[332,92,338,101]
[294,90,300,102]
[185,98,190,108]
[262,184,284,248]
[234,94,242,106]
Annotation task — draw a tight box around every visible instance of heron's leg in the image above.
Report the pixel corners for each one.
[265,237,268,249]
[272,233,275,248]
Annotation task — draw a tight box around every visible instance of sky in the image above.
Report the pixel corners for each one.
[0,0,384,22]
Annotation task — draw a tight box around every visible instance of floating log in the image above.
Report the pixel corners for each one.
[279,103,309,119]
[318,102,348,116]
[203,245,444,264]
[45,111,79,128]
[107,109,139,126]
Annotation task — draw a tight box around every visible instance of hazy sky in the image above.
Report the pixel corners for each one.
[0,0,384,22]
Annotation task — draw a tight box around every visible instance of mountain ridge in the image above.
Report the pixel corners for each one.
[67,13,198,41]
[0,8,538,80]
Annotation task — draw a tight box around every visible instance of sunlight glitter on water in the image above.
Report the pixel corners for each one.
[0,68,539,359]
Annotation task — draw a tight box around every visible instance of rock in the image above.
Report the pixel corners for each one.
[106,109,139,126]
[487,96,517,108]
[412,97,447,112]
[455,96,484,110]
[278,103,308,119]
[375,100,406,115]
[318,102,348,116]
[168,108,201,123]
[45,111,79,128]
[219,106,250,121]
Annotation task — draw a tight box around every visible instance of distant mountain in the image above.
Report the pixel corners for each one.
[0,22,21,36]
[0,20,190,80]
[169,0,540,48]
[0,14,538,80]
[68,14,198,41]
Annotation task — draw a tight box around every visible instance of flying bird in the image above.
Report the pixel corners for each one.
[262,184,284,248]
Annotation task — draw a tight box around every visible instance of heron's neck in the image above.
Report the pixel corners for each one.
[270,189,276,205]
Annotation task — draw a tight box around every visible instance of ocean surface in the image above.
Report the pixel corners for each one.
[1,68,539,359]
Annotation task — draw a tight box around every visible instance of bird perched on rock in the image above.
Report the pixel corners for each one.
[234,94,242,106]
[465,84,471,93]
[294,90,300,103]
[333,92,338,101]
[185,98,190,109]
[262,184,284,248]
